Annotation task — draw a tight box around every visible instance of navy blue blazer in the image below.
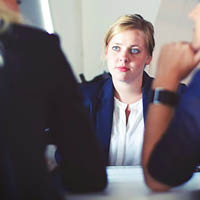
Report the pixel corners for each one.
[81,71,186,165]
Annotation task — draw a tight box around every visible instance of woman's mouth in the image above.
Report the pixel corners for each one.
[117,66,129,72]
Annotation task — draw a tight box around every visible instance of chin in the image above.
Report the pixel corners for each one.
[111,71,132,83]
[115,76,130,83]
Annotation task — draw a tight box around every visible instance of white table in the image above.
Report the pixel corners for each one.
[66,166,200,200]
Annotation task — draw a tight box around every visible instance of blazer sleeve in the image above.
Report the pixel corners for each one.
[45,34,107,193]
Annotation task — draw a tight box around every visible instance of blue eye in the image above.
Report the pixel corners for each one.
[130,48,140,54]
[112,46,120,51]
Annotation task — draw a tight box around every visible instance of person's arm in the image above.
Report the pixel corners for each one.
[142,3,200,191]
[142,42,200,191]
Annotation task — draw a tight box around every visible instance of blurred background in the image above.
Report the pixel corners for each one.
[19,0,199,83]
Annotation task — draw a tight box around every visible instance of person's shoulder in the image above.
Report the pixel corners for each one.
[10,23,60,45]
[80,73,112,99]
[143,71,154,90]
[143,71,154,82]
[81,73,111,90]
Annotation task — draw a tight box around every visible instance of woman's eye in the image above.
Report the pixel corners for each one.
[112,46,120,51]
[130,49,140,54]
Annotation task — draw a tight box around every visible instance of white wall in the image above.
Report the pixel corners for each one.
[20,0,198,83]
[49,0,83,79]
[81,0,161,80]
[20,0,45,29]
[148,0,199,83]
[49,0,161,81]
[20,0,54,34]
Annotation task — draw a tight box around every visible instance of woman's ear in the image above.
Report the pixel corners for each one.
[105,46,108,57]
[145,55,152,65]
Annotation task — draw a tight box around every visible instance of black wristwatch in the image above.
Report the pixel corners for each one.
[149,88,179,106]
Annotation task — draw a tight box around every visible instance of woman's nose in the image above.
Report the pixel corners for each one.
[119,51,129,63]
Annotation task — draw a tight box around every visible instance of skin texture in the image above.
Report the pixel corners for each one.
[105,29,151,85]
[105,29,152,105]
[189,3,200,50]
[2,0,19,12]
[142,3,200,192]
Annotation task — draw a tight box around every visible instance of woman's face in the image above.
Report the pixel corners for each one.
[105,29,152,84]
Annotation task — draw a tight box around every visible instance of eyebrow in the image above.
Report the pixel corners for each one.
[112,43,140,48]
[112,42,122,45]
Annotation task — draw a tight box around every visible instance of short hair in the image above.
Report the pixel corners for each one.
[104,14,155,56]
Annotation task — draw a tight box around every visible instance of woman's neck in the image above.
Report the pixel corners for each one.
[113,78,143,104]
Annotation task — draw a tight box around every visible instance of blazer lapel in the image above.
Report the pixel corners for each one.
[95,78,114,164]
[94,72,153,164]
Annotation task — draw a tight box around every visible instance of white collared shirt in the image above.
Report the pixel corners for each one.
[109,97,144,166]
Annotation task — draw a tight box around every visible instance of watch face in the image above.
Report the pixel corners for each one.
[150,89,179,106]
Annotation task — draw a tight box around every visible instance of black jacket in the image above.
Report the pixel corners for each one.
[0,23,107,199]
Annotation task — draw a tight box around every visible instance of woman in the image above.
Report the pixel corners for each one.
[0,0,107,199]
[81,14,186,166]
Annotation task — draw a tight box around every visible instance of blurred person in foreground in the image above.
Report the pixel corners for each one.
[0,0,107,199]
[142,3,200,191]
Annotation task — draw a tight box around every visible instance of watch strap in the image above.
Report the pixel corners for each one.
[149,88,179,106]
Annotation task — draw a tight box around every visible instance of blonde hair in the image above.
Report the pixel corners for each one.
[0,1,23,32]
[104,14,155,56]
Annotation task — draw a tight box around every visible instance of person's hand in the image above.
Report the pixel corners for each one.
[154,42,200,90]
[189,3,200,50]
